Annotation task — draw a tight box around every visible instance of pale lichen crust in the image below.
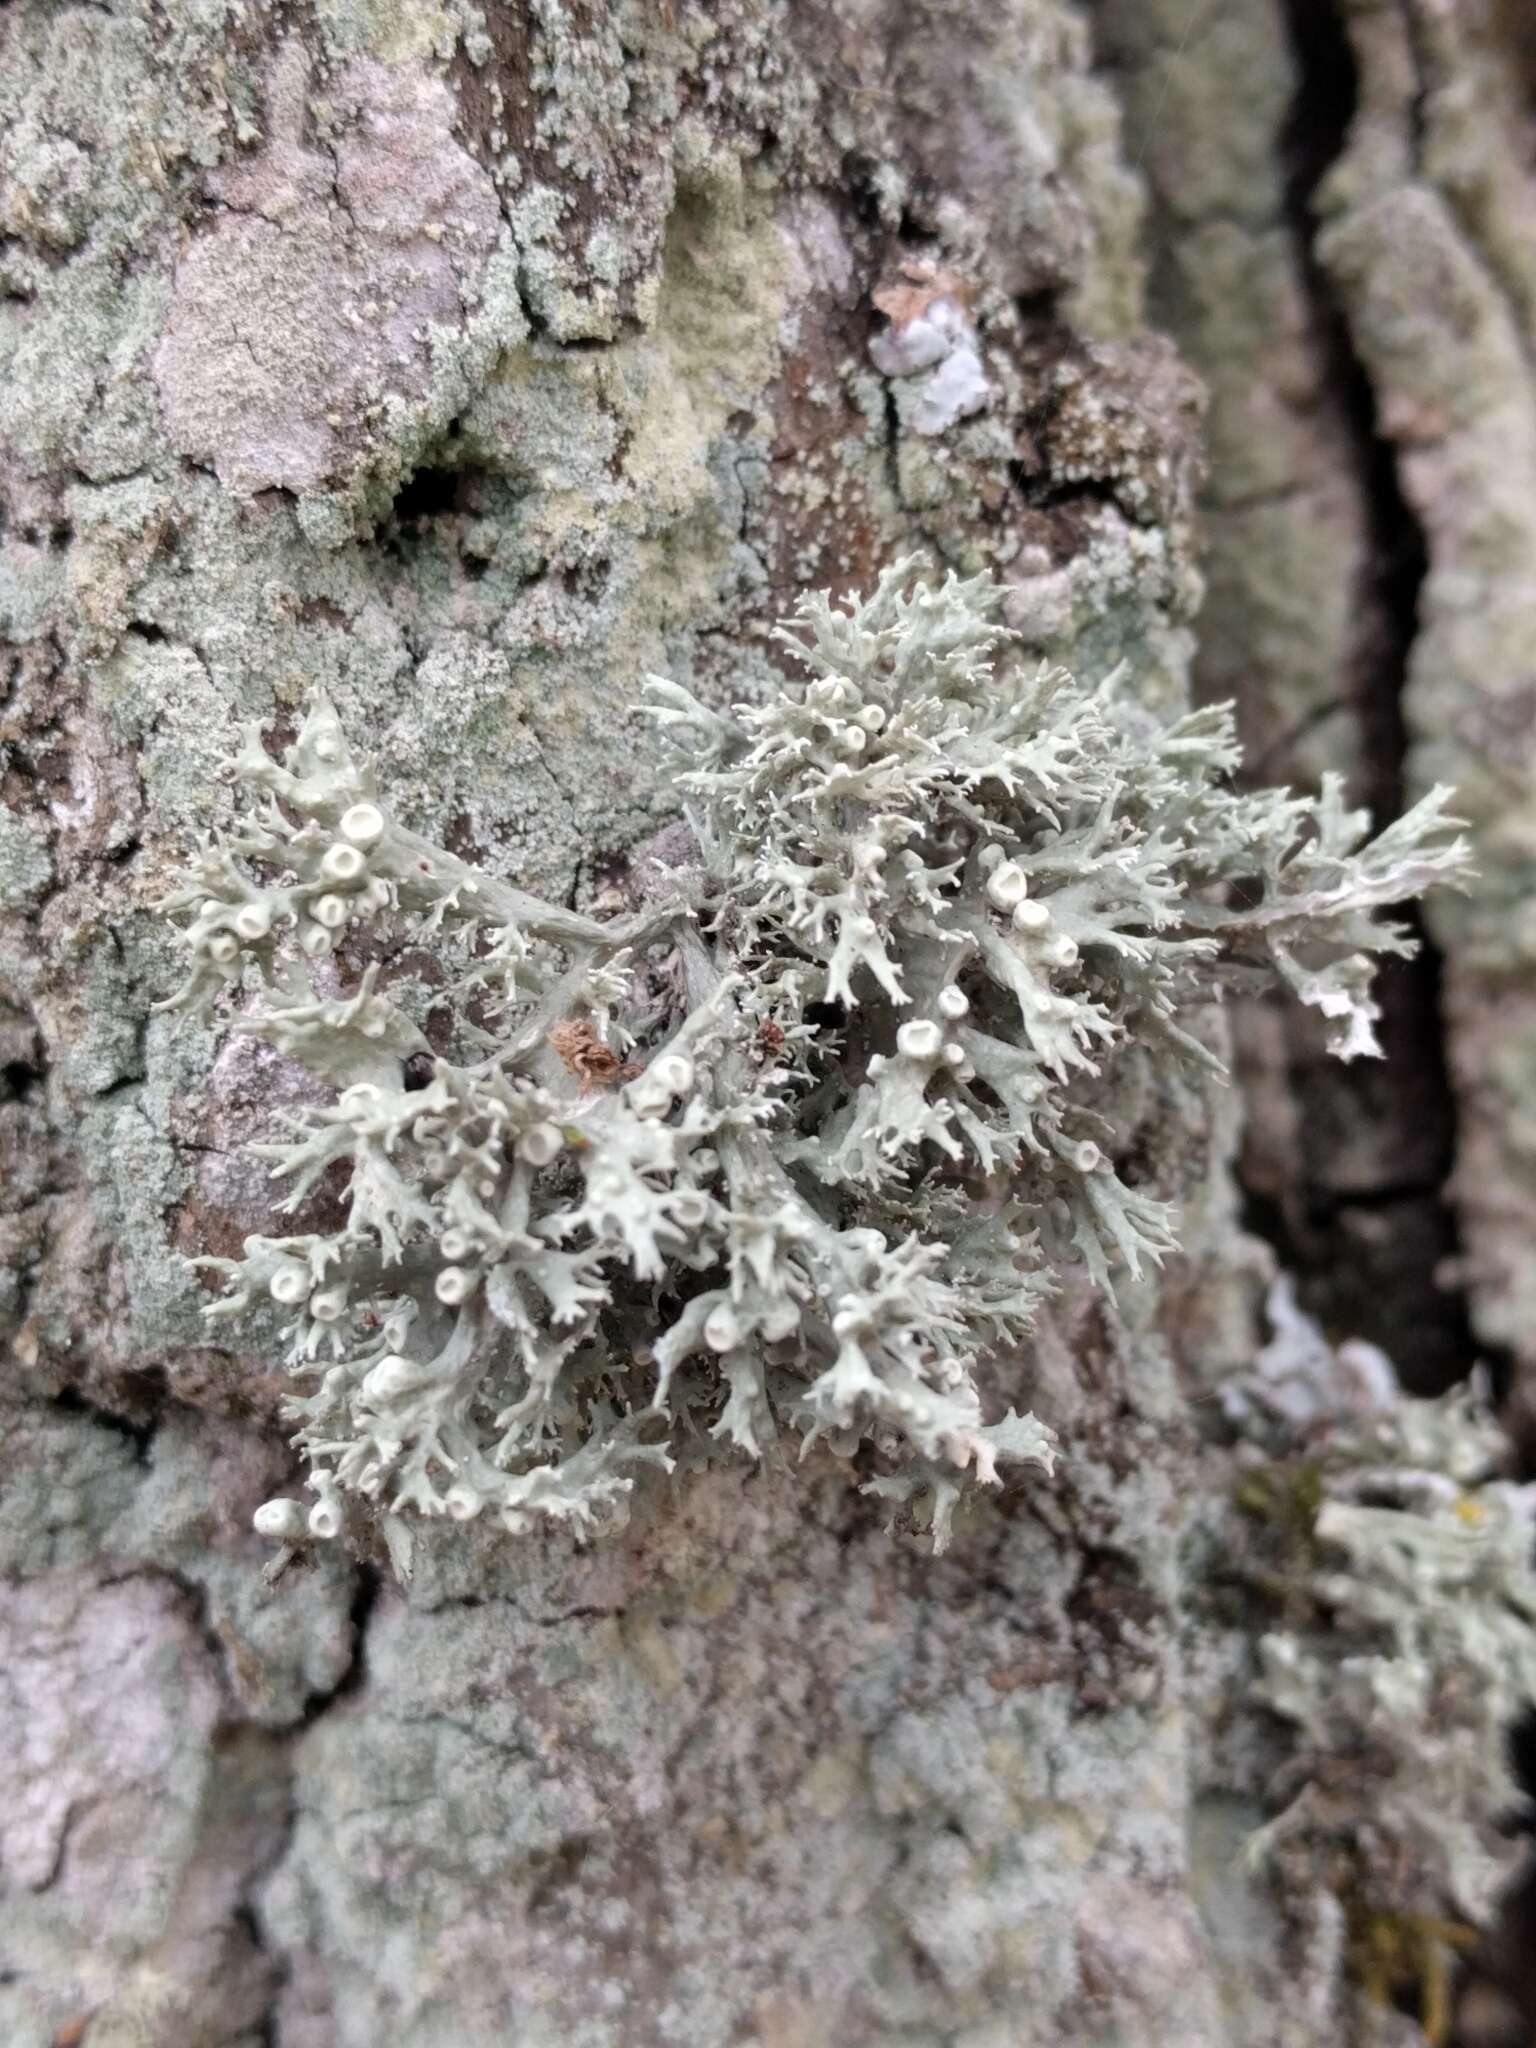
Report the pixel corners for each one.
[158,559,1469,1568]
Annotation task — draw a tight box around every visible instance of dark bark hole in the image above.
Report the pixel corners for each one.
[391,464,467,528]
[1,1057,41,1102]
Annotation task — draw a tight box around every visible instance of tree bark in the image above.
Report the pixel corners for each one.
[1,3,1531,2044]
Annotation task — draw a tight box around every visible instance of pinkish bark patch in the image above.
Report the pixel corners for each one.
[153,45,503,498]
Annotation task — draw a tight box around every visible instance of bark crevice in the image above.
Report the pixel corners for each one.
[1230,0,1477,1395]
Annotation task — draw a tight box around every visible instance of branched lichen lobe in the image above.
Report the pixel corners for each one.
[159,560,1468,1564]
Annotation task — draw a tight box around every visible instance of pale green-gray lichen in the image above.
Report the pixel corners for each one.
[158,560,1469,1566]
[1226,1283,1536,1994]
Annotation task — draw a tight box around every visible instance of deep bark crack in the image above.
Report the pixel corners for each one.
[1230,0,1478,1395]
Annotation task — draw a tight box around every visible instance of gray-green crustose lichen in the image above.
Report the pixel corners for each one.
[157,560,1469,1566]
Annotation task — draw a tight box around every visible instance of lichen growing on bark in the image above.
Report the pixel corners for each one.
[159,560,1467,1565]
[10,0,1535,2039]
[1220,1283,1536,2043]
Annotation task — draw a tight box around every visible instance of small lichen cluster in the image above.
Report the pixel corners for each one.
[159,560,1467,1565]
[1228,1285,1536,2030]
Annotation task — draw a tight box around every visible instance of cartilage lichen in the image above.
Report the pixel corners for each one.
[158,559,1469,1566]
[1227,1284,1536,2038]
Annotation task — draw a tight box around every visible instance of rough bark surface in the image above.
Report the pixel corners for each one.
[0,3,1530,2045]
[1097,0,1536,1419]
